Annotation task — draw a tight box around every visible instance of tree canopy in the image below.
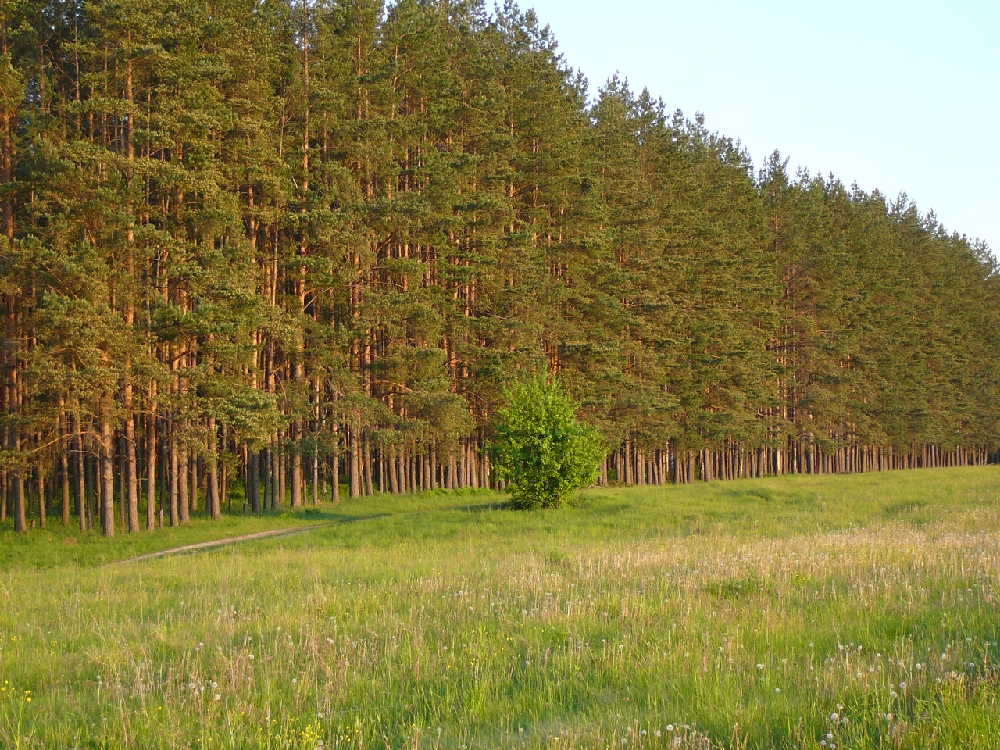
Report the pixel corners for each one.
[1,0,997,534]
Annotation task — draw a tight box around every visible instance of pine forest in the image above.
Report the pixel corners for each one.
[1,0,998,536]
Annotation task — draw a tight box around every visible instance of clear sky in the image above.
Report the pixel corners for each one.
[524,0,999,254]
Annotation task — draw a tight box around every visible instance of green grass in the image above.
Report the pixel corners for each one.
[0,505,329,569]
[1,468,999,748]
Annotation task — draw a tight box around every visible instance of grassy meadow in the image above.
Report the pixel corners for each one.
[1,468,999,748]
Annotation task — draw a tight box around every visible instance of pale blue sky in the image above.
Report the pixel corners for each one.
[524,0,999,254]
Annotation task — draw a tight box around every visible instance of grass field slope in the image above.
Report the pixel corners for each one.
[1,468,999,749]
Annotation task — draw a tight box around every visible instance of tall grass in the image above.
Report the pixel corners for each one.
[1,468,998,748]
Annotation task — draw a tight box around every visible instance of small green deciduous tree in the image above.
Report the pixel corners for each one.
[490,378,605,509]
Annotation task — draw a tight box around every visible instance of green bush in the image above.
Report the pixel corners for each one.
[489,377,605,509]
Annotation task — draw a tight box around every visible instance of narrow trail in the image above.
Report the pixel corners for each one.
[115,501,501,565]
[118,523,335,564]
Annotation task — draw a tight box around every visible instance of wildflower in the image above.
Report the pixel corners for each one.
[666,724,674,732]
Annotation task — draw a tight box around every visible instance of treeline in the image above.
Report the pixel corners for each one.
[1,0,998,535]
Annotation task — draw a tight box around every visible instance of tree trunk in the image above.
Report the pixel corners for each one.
[99,417,115,538]
[169,428,180,527]
[178,442,190,523]
[189,452,198,513]
[74,414,86,531]
[363,433,374,496]
[331,439,340,503]
[11,468,25,533]
[61,440,71,526]
[208,416,220,520]
[291,429,303,508]
[146,404,157,531]
[37,465,46,529]
[312,448,319,504]
[249,450,261,513]
[349,424,361,498]
[126,411,139,533]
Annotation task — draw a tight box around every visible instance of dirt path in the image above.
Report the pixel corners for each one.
[119,523,333,564]
[115,502,497,565]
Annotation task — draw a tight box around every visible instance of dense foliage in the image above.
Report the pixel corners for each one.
[0,0,997,534]
[490,377,603,508]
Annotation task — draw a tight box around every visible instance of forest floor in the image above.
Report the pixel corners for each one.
[1,468,999,748]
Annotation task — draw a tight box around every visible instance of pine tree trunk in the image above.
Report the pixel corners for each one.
[74,413,86,531]
[312,448,319,504]
[60,403,71,526]
[278,442,286,504]
[363,434,374,496]
[249,450,261,513]
[331,440,340,503]
[268,445,277,509]
[178,443,190,523]
[61,442,71,526]
[291,428,303,508]
[169,429,180,527]
[189,453,199,513]
[349,424,361,498]
[99,417,115,538]
[389,446,399,494]
[38,465,46,529]
[208,416,220,520]
[11,468,25,533]
[146,405,157,531]
[126,411,139,533]
[263,447,273,509]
